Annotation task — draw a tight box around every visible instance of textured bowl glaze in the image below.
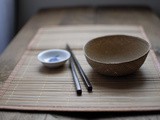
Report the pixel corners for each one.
[84,35,150,76]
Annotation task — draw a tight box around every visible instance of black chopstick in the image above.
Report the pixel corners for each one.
[69,57,82,95]
[66,44,92,92]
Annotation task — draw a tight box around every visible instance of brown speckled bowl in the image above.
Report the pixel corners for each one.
[84,35,150,76]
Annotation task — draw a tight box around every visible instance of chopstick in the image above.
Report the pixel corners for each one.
[69,57,82,95]
[66,44,92,92]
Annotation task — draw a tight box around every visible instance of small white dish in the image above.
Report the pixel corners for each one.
[38,49,71,68]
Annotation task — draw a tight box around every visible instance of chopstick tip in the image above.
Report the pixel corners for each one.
[88,86,93,92]
[77,90,82,96]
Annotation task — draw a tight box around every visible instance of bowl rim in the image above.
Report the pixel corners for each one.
[37,49,71,64]
[84,35,151,64]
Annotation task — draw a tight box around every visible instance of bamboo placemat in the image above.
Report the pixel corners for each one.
[0,25,160,112]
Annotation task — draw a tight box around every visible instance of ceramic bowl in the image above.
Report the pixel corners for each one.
[38,49,70,68]
[84,35,150,76]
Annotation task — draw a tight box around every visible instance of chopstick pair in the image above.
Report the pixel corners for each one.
[66,44,92,95]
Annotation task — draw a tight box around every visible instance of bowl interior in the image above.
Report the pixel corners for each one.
[38,49,70,64]
[84,35,150,64]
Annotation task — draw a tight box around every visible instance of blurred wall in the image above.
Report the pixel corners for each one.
[0,0,16,54]
[1,0,159,54]
[18,0,160,28]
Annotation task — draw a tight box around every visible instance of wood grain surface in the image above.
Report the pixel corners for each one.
[0,7,160,120]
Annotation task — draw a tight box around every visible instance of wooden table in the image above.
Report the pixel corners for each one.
[1,7,160,120]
